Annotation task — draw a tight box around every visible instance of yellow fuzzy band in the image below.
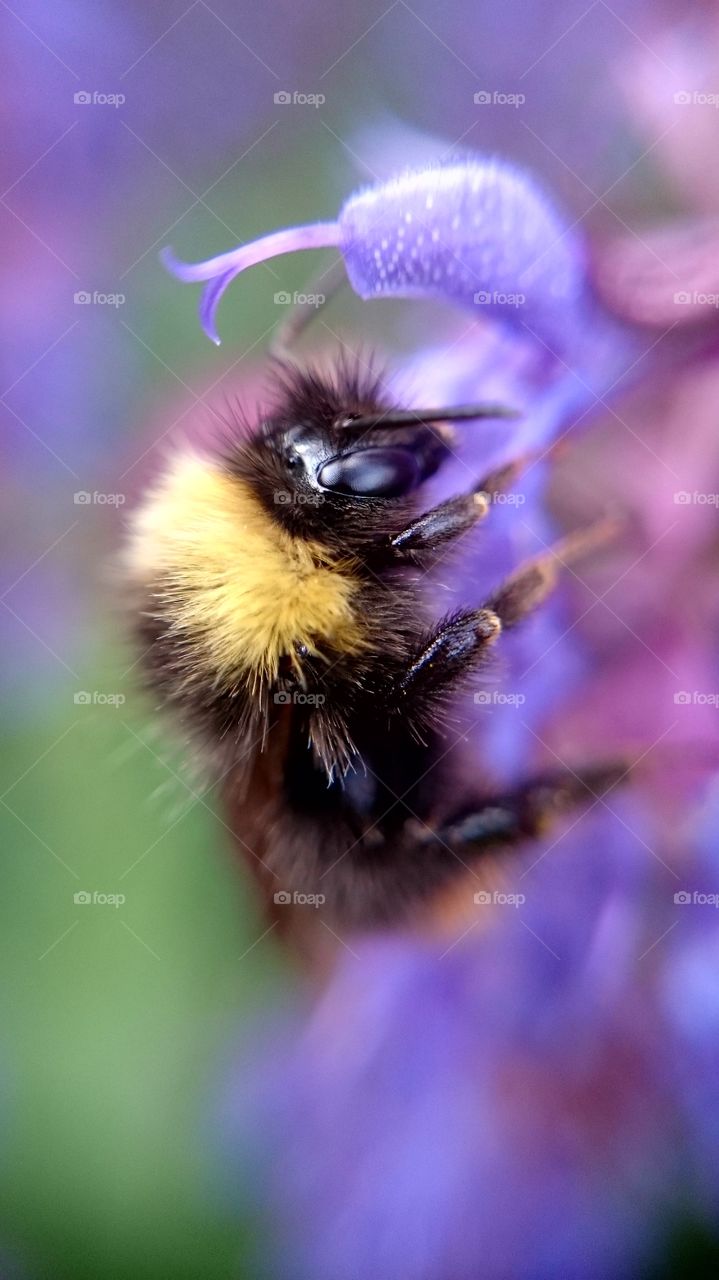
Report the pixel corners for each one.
[127,451,365,686]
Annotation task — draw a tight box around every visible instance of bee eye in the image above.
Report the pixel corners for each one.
[317,447,422,498]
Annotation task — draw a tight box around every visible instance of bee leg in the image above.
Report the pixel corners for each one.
[389,491,492,558]
[437,761,630,850]
[394,516,617,704]
[395,608,500,705]
[388,457,529,560]
[482,515,617,628]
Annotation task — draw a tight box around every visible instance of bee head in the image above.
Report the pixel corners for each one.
[226,363,450,550]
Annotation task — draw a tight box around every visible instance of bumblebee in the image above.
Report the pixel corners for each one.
[127,357,623,928]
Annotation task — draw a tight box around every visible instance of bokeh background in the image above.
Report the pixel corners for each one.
[2,1,719,1275]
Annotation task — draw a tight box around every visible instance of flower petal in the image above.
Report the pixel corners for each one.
[339,160,587,352]
[161,158,587,349]
[161,222,341,343]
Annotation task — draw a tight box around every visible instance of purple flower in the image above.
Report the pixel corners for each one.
[162,158,590,350]
[235,800,719,1280]
[238,832,626,1274]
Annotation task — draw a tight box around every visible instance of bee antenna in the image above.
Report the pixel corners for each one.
[340,403,521,431]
